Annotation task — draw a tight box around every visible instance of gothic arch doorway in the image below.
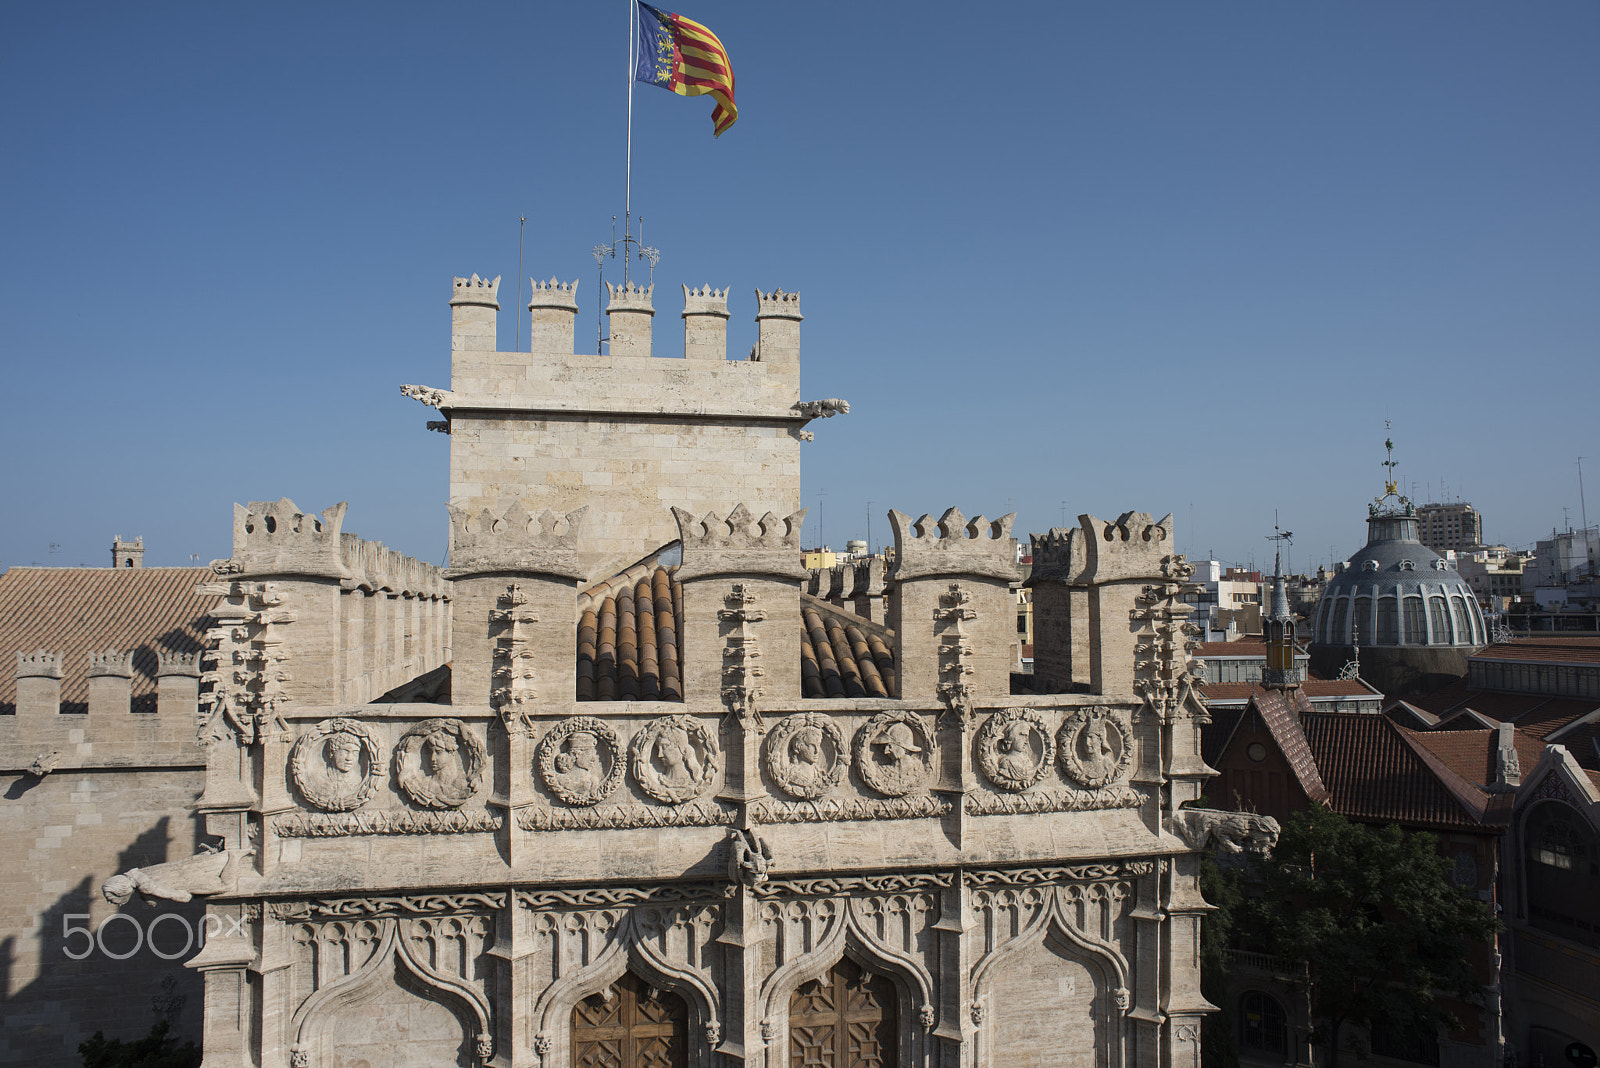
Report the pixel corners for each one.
[788,957,898,1068]
[571,970,688,1068]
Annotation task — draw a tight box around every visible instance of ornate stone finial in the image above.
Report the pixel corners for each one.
[16,650,65,680]
[1026,526,1088,586]
[528,277,579,310]
[1079,511,1174,582]
[681,283,730,317]
[446,503,587,579]
[157,650,202,678]
[755,288,802,320]
[87,649,135,679]
[673,504,809,581]
[888,508,1019,583]
[450,273,501,309]
[231,499,350,580]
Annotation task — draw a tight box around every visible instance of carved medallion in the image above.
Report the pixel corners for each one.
[536,716,623,807]
[975,707,1053,792]
[1057,706,1130,789]
[854,711,934,797]
[289,718,382,811]
[629,714,720,804]
[763,712,844,800]
[392,718,485,809]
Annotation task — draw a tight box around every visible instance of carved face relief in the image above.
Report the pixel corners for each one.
[975,708,1053,792]
[1057,706,1132,790]
[629,714,720,804]
[392,718,485,809]
[763,712,845,800]
[855,711,933,797]
[536,717,623,806]
[290,719,382,811]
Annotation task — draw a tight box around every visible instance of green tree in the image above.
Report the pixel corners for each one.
[79,1018,201,1068]
[1253,806,1498,1068]
[1199,857,1244,1068]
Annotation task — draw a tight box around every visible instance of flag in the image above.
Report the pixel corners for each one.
[635,2,737,137]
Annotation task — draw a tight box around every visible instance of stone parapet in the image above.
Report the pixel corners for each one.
[526,277,579,356]
[1078,512,1177,698]
[87,649,134,717]
[1025,527,1090,693]
[446,503,586,581]
[605,280,654,356]
[14,650,63,717]
[754,287,801,368]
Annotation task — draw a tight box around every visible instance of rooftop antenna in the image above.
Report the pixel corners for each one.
[516,215,526,352]
[1579,456,1590,533]
[865,500,872,556]
[815,487,827,550]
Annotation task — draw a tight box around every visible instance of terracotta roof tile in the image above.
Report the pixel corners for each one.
[1250,690,1330,804]
[0,566,218,714]
[1198,679,1378,702]
[1300,713,1487,830]
[573,569,897,701]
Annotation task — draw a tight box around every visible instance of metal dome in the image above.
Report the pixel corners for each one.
[1312,508,1485,649]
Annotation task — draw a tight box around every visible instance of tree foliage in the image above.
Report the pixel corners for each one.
[1250,806,1499,1068]
[79,1019,201,1068]
[1199,857,1244,1068]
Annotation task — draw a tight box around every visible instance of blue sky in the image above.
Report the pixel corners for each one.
[2,1,1596,575]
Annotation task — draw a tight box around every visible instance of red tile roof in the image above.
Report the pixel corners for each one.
[572,568,897,701]
[1300,713,1493,831]
[1252,689,1329,805]
[1198,679,1378,702]
[1402,726,1543,795]
[0,566,219,714]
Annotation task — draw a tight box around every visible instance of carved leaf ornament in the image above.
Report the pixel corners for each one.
[975,707,1053,792]
[854,711,934,797]
[393,718,486,809]
[1056,706,1131,790]
[629,714,721,804]
[536,716,624,806]
[290,718,383,812]
[763,711,845,800]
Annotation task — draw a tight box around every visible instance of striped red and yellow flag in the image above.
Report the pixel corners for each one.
[635,2,737,137]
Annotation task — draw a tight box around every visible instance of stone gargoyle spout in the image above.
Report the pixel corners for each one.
[101,845,253,906]
[1169,808,1280,857]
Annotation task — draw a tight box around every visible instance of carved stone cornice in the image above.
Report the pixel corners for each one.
[964,860,1155,887]
[516,884,724,911]
[963,785,1144,816]
[268,892,505,920]
[515,800,735,832]
[748,794,954,824]
[272,809,503,837]
[753,871,954,899]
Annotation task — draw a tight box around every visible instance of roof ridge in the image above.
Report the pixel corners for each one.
[1395,724,1493,824]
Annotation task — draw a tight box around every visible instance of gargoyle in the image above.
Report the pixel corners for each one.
[727,828,774,888]
[102,844,253,906]
[792,398,850,419]
[1169,808,1279,857]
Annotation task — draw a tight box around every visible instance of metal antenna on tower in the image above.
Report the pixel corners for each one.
[1265,512,1294,578]
[1579,456,1590,534]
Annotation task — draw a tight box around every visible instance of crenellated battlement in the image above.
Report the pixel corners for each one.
[889,507,1019,583]
[527,277,579,309]
[231,499,349,580]
[681,283,730,315]
[451,273,501,308]
[1080,511,1175,582]
[87,649,134,678]
[1028,526,1089,587]
[447,502,588,579]
[755,288,802,320]
[158,650,202,678]
[16,649,64,679]
[604,279,654,309]
[673,504,809,582]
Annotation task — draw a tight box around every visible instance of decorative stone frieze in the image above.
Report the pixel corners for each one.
[761,710,845,800]
[853,710,934,797]
[273,809,503,837]
[393,718,485,809]
[974,707,1054,792]
[1056,705,1132,789]
[628,713,720,804]
[535,715,624,807]
[289,718,382,812]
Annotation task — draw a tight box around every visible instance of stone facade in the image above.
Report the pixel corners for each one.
[119,276,1236,1068]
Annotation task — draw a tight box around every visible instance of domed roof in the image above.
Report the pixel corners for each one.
[1311,506,1485,649]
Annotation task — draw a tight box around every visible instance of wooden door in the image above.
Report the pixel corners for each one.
[572,971,688,1068]
[788,957,898,1068]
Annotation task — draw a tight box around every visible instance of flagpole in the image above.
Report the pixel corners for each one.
[624,0,636,282]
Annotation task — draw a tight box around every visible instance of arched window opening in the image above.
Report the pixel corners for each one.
[572,971,688,1068]
[1451,597,1474,647]
[1525,802,1600,949]
[1402,596,1426,644]
[1428,597,1451,644]
[1354,597,1373,644]
[789,957,898,1068]
[1376,597,1399,645]
[1328,599,1349,645]
[1238,990,1287,1057]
